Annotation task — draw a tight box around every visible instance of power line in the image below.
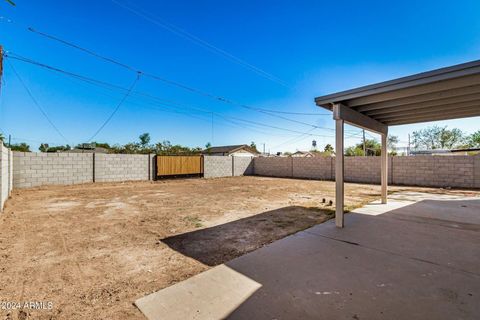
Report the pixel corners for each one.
[110,0,290,88]
[65,74,288,137]
[87,72,141,141]
[214,113,333,137]
[20,27,333,121]
[6,58,70,144]
[9,136,66,145]
[249,110,331,116]
[271,128,317,149]
[5,52,335,139]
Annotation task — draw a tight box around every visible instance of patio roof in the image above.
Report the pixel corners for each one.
[314,59,480,228]
[314,59,480,126]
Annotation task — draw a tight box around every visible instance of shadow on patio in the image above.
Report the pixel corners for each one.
[161,205,334,266]
[138,193,480,320]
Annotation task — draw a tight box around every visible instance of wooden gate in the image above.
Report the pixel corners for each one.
[156,156,203,177]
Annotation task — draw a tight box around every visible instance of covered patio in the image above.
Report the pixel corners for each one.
[135,191,480,320]
[315,59,480,227]
[134,61,480,319]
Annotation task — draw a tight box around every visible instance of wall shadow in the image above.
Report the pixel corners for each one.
[161,206,333,266]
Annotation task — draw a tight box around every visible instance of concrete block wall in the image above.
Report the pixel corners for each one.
[95,153,151,182]
[475,155,480,189]
[292,157,333,180]
[0,144,13,211]
[8,152,480,190]
[203,156,233,178]
[252,155,480,189]
[13,152,93,188]
[233,157,254,176]
[253,157,293,177]
[391,156,475,188]
[12,152,155,189]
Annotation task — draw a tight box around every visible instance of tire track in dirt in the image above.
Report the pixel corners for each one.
[46,212,87,283]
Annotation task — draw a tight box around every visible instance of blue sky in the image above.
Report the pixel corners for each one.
[0,0,479,153]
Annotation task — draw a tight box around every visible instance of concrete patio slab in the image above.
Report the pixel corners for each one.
[136,192,480,320]
[135,264,262,320]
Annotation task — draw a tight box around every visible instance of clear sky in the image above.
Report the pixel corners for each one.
[0,0,479,153]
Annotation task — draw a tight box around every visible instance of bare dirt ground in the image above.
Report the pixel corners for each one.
[0,176,478,320]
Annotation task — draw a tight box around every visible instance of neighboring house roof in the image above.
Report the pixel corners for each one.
[66,147,110,153]
[291,151,333,157]
[202,144,259,155]
[292,151,314,157]
[411,148,480,156]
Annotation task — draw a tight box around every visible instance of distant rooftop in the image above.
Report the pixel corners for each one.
[202,144,259,154]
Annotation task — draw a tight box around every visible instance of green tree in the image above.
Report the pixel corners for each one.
[250,141,258,152]
[412,126,465,150]
[0,133,4,143]
[4,0,15,6]
[205,142,212,149]
[345,146,364,156]
[324,144,334,153]
[139,133,151,147]
[388,135,399,156]
[92,142,111,149]
[345,139,381,156]
[151,140,200,155]
[10,142,30,152]
[467,130,480,148]
[39,143,49,152]
[39,144,71,152]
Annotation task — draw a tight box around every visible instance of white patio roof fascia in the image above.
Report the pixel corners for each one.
[315,59,480,127]
[313,59,480,228]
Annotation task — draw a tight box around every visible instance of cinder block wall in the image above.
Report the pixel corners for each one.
[475,156,480,189]
[95,153,151,182]
[1,145,13,211]
[253,155,480,189]
[391,156,475,188]
[12,152,155,189]
[8,152,480,190]
[203,156,233,178]
[293,157,333,180]
[233,157,254,176]
[254,157,293,177]
[13,152,93,188]
[344,157,377,183]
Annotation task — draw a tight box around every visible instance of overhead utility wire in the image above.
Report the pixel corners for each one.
[6,58,70,144]
[61,74,289,137]
[24,27,334,123]
[87,72,141,141]
[271,128,317,149]
[110,0,290,88]
[5,52,333,139]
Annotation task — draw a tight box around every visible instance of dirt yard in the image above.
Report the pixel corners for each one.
[1,176,478,319]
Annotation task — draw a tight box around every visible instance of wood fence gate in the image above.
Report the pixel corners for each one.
[156,156,204,177]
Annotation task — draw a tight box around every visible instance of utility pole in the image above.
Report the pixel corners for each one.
[0,46,4,148]
[362,129,366,156]
[407,134,411,156]
[211,112,214,145]
[8,134,11,147]
[0,45,3,89]
[263,143,266,155]
[0,45,3,76]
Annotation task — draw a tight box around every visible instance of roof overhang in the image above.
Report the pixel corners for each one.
[315,59,480,128]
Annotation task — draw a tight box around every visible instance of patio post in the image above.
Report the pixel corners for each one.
[381,132,388,204]
[335,115,344,228]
